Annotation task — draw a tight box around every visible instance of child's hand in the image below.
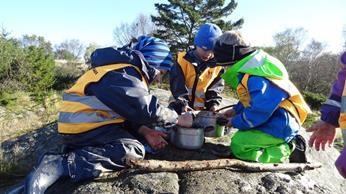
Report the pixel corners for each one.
[306,120,336,151]
[177,112,193,128]
[222,108,236,118]
[138,125,168,150]
[182,105,194,113]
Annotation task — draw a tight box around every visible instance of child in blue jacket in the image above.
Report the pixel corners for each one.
[213,31,311,163]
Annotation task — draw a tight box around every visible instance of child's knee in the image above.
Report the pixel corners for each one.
[119,138,145,163]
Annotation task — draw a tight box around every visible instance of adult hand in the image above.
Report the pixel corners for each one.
[335,147,346,178]
[138,125,168,150]
[306,120,337,151]
[223,108,236,118]
[177,112,193,128]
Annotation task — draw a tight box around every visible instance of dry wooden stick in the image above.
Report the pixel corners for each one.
[127,158,321,173]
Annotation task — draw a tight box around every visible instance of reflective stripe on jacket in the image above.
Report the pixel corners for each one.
[177,52,223,109]
[237,73,310,125]
[222,49,311,125]
[232,75,300,142]
[58,64,148,134]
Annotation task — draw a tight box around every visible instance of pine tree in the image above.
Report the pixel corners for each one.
[151,0,243,53]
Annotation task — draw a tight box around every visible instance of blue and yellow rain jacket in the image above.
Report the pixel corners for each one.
[222,50,311,142]
[58,46,177,146]
[169,50,224,110]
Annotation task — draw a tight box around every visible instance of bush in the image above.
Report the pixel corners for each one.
[52,61,85,91]
[0,90,32,110]
[52,64,80,90]
[0,91,17,106]
[0,35,57,104]
[0,79,24,106]
[303,91,327,110]
[19,46,56,102]
[0,37,23,83]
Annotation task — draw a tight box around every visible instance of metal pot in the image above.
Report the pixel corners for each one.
[169,126,204,150]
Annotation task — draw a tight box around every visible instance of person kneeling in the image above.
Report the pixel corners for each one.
[213,31,311,163]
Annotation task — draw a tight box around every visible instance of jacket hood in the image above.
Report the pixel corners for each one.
[221,49,288,89]
[90,46,159,83]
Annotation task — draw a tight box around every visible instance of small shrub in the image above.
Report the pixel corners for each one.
[19,46,55,102]
[0,90,32,111]
[0,37,24,82]
[52,62,82,90]
[303,91,327,110]
[0,91,17,106]
[0,79,25,106]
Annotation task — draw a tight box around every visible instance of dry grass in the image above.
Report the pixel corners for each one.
[0,91,62,177]
[0,91,61,142]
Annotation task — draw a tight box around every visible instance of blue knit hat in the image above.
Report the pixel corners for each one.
[194,23,222,51]
[133,36,173,71]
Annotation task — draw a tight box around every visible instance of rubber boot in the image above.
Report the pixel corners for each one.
[24,154,68,194]
[289,135,307,163]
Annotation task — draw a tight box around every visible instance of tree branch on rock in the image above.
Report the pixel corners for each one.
[127,159,322,173]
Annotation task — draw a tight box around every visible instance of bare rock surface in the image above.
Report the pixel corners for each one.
[1,88,345,193]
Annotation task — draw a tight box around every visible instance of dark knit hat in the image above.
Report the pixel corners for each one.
[213,31,254,65]
[133,36,173,71]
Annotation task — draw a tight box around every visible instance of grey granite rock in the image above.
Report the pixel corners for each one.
[1,89,345,193]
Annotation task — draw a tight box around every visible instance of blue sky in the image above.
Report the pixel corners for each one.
[0,0,345,52]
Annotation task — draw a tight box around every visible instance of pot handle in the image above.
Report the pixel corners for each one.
[215,104,236,112]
